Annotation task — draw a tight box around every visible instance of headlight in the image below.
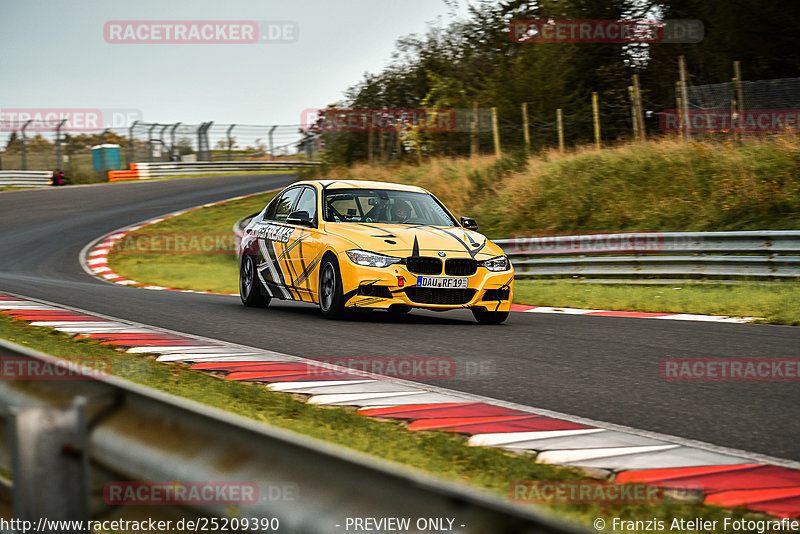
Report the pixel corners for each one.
[346,250,401,268]
[479,255,510,272]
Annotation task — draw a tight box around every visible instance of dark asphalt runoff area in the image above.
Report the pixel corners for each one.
[1,175,798,461]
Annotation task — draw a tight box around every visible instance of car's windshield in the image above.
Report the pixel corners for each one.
[323,188,457,226]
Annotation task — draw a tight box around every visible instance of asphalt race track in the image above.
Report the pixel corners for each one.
[1,175,798,462]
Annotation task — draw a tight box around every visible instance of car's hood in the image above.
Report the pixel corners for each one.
[323,222,505,259]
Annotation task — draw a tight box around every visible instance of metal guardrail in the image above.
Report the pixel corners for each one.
[0,171,51,187]
[0,339,582,534]
[134,161,320,178]
[495,231,800,278]
[232,218,800,279]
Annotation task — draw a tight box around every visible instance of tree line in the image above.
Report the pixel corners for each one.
[318,0,800,164]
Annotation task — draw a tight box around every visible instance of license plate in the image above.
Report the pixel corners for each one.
[416,276,468,289]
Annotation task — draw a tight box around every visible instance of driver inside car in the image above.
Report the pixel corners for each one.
[392,201,412,223]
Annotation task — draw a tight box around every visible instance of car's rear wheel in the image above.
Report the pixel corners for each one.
[319,256,345,319]
[472,309,508,325]
[240,255,270,307]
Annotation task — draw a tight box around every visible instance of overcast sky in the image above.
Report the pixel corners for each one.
[0,0,470,132]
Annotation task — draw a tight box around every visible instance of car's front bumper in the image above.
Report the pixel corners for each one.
[338,257,514,312]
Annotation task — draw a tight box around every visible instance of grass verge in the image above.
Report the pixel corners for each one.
[0,311,775,531]
[322,136,800,238]
[514,281,800,325]
[108,191,278,293]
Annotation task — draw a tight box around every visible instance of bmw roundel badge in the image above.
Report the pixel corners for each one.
[438,251,446,257]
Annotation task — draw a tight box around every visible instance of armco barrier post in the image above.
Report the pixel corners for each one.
[10,397,90,532]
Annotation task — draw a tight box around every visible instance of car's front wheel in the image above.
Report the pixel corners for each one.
[240,255,270,307]
[319,255,345,319]
[472,309,509,325]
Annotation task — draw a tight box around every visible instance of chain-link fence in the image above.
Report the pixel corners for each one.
[0,121,310,183]
[686,77,800,110]
[2,75,798,181]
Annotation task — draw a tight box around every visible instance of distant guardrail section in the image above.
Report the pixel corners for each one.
[495,231,800,278]
[108,160,320,181]
[0,170,51,187]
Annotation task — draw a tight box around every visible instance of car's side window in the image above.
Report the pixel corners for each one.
[264,195,281,220]
[273,188,303,222]
[293,187,318,222]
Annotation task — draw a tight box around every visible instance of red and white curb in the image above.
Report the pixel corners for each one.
[79,192,268,295]
[1,291,797,518]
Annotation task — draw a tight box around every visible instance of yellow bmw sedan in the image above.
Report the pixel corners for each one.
[238,180,513,324]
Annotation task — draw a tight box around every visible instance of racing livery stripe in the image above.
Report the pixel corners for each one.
[275,239,302,300]
[408,226,486,258]
[259,238,292,299]
[278,240,304,300]
[277,233,307,260]
[255,264,274,297]
[294,252,323,288]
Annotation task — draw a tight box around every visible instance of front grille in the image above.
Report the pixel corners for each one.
[405,287,476,305]
[445,258,477,276]
[405,256,442,275]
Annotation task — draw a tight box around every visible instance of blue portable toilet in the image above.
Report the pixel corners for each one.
[92,144,121,171]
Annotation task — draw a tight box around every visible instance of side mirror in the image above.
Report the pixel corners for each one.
[460,216,478,231]
[286,210,313,227]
